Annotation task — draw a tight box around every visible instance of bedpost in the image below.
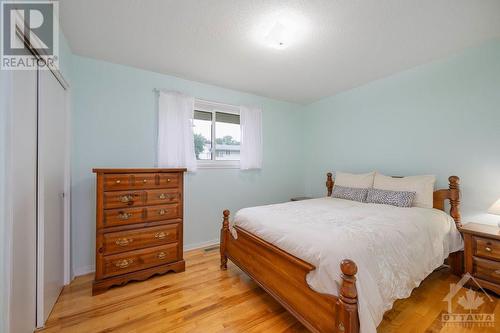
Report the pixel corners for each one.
[220,210,230,270]
[449,176,461,228]
[448,176,464,276]
[327,172,334,196]
[335,259,359,333]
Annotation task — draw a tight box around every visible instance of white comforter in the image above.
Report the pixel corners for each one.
[231,197,463,333]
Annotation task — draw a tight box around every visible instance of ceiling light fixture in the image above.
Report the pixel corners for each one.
[265,21,292,49]
[254,10,309,50]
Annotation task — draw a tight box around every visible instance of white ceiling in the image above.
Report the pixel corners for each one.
[60,0,500,104]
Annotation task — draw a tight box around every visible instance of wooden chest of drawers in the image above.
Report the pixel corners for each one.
[92,168,186,295]
[461,223,500,294]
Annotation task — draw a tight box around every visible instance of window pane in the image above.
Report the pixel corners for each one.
[193,110,212,160]
[215,112,240,161]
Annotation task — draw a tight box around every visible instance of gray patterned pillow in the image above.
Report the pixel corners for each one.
[331,185,368,202]
[366,188,416,207]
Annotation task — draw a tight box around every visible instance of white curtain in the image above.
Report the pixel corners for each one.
[240,106,263,170]
[157,91,197,172]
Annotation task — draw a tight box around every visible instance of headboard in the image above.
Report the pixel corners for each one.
[325,173,461,228]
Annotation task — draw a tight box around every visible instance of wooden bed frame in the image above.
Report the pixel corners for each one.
[220,174,464,333]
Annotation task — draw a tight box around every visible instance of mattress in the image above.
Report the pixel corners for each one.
[231,197,463,333]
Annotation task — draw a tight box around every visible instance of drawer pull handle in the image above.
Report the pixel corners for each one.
[115,259,133,269]
[143,179,147,183]
[167,178,171,182]
[485,247,492,252]
[159,209,167,215]
[157,252,167,260]
[159,193,166,199]
[155,232,168,239]
[115,180,121,184]
[120,195,134,203]
[118,212,132,220]
[115,238,132,246]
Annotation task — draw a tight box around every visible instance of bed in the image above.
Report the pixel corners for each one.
[219,173,464,333]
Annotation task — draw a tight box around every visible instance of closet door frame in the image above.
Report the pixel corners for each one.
[35,69,71,328]
[5,24,72,330]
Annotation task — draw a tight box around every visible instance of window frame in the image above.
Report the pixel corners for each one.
[194,99,240,169]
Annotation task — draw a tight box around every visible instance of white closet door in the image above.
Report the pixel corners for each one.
[10,67,38,333]
[37,69,66,325]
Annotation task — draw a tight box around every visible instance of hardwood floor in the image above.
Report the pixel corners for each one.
[40,247,499,333]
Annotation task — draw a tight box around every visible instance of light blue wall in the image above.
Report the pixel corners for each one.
[69,38,500,274]
[304,39,500,222]
[59,32,72,83]
[70,56,305,273]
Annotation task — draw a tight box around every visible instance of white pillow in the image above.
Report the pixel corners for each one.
[334,171,375,189]
[373,172,436,208]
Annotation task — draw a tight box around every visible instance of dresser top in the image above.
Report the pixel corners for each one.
[93,168,187,173]
[460,222,500,240]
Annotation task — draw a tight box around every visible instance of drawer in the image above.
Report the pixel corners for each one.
[146,204,180,222]
[145,188,181,206]
[473,257,500,284]
[474,236,500,261]
[103,174,135,191]
[104,190,145,209]
[103,224,179,255]
[103,173,180,191]
[158,173,180,188]
[103,188,180,209]
[103,203,180,227]
[129,173,163,189]
[102,243,179,278]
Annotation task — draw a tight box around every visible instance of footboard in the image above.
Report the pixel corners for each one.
[220,210,359,333]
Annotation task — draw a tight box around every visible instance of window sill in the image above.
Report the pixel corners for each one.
[197,160,240,169]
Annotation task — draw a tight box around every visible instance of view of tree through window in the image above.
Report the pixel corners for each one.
[193,110,240,161]
[193,111,212,160]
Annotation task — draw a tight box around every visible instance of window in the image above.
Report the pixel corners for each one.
[193,111,212,160]
[193,100,240,168]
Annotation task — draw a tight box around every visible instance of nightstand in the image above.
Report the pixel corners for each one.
[290,196,312,201]
[460,223,500,294]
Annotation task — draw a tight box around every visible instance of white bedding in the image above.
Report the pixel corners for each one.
[231,197,463,333]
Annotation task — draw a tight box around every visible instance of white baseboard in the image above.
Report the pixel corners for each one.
[184,239,219,251]
[72,240,220,277]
